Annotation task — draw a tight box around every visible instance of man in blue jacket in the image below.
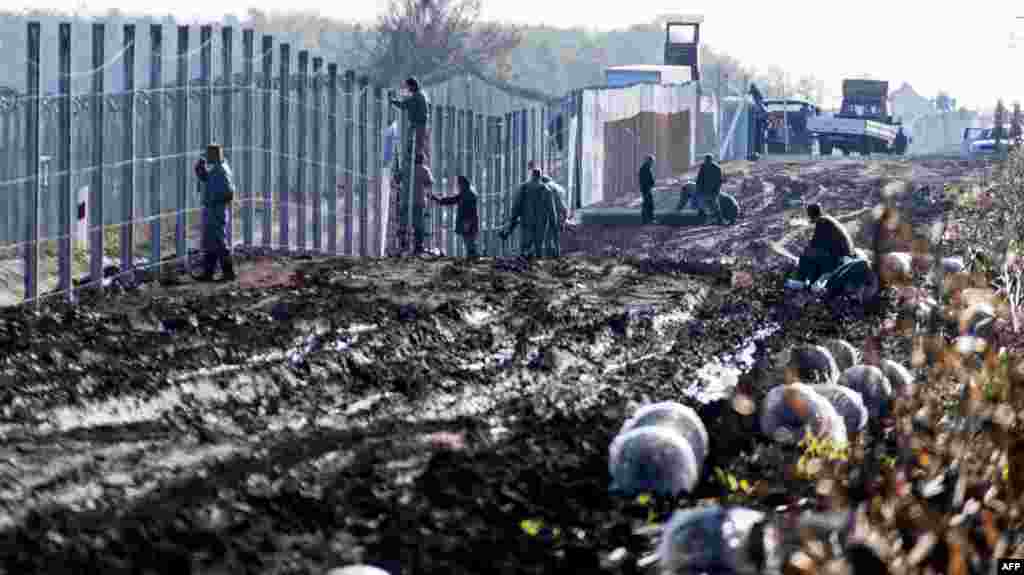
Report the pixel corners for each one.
[193,144,236,281]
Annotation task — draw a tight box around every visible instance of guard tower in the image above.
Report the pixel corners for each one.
[664,17,702,81]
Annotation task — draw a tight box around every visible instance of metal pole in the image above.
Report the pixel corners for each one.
[260,35,272,248]
[174,26,187,269]
[311,56,322,252]
[149,24,162,270]
[24,21,41,304]
[358,75,369,257]
[221,27,234,247]
[372,85,384,256]
[296,50,308,251]
[200,25,211,254]
[57,23,73,298]
[278,43,290,249]
[241,29,254,247]
[327,63,338,254]
[343,70,354,255]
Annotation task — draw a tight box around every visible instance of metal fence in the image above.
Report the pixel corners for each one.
[0,20,556,306]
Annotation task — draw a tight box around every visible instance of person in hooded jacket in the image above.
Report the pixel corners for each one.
[193,143,236,281]
[638,155,656,224]
[431,175,480,258]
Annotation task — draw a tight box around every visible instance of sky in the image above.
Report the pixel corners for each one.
[10,0,1024,110]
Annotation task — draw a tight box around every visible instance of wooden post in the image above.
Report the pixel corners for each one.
[174,25,186,269]
[199,25,211,255]
[461,111,473,258]
[358,76,369,257]
[120,24,136,280]
[148,24,162,269]
[343,70,355,255]
[474,112,485,257]
[372,85,384,256]
[57,23,73,298]
[260,35,273,247]
[448,108,461,257]
[327,64,338,254]
[295,50,308,251]
[241,29,254,247]
[277,43,290,249]
[311,56,323,252]
[221,27,234,246]
[445,105,457,255]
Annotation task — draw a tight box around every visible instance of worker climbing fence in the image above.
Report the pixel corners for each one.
[0,19,554,307]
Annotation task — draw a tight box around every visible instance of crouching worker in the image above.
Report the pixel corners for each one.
[798,203,854,286]
[431,175,479,258]
[193,144,236,282]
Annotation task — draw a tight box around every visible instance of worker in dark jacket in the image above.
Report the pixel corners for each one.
[501,168,560,257]
[696,153,723,224]
[431,175,479,258]
[390,76,431,162]
[798,203,856,284]
[526,160,569,254]
[639,155,656,224]
[193,144,236,281]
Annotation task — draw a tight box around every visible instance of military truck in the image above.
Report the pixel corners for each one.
[807,79,900,156]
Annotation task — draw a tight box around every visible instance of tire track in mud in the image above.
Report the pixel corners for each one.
[1,258,777,530]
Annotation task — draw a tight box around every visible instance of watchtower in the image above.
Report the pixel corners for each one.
[664,18,702,81]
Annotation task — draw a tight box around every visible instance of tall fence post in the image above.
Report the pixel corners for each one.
[372,85,384,256]
[327,63,338,254]
[358,76,369,257]
[343,70,354,256]
[574,90,584,209]
[57,23,72,298]
[1,108,9,246]
[260,35,273,248]
[502,111,512,258]
[148,24,162,271]
[462,111,474,258]
[474,112,485,257]
[120,24,136,279]
[430,102,443,254]
[311,56,323,253]
[487,115,498,256]
[448,108,461,257]
[241,29,254,247]
[511,110,520,254]
[540,106,548,177]
[174,26,186,271]
[445,105,457,256]
[295,50,308,252]
[24,21,41,304]
[221,27,234,246]
[277,43,290,250]
[199,25,211,256]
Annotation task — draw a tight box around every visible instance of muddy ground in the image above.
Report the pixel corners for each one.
[0,157,1000,574]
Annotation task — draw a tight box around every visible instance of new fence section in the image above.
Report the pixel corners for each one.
[0,20,551,306]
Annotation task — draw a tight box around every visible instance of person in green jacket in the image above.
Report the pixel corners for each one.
[431,175,479,258]
[193,144,236,281]
[500,168,561,257]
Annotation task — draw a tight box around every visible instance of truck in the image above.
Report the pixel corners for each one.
[806,79,901,156]
[762,99,819,153]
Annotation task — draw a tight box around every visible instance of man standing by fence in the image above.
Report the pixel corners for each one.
[410,153,434,255]
[193,144,236,282]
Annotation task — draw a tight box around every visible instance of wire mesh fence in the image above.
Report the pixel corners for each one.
[0,19,561,307]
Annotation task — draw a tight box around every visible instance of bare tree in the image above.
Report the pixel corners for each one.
[354,0,521,87]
